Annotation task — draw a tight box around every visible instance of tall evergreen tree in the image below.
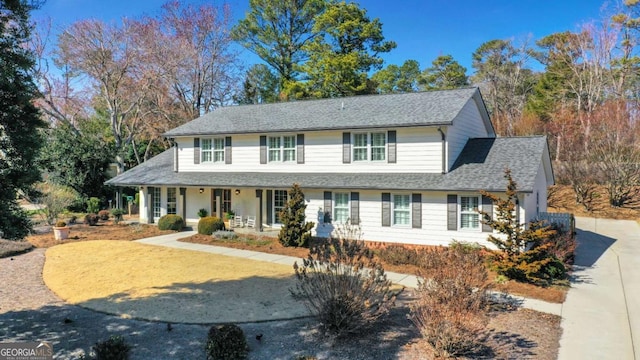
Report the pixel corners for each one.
[0,0,45,240]
[420,54,469,90]
[278,183,314,247]
[372,59,421,94]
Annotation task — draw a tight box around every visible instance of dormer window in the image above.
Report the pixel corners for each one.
[353,132,386,161]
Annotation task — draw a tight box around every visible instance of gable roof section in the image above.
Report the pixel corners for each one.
[106,136,551,193]
[164,87,482,137]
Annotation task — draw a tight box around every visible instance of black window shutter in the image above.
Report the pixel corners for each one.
[388,130,397,163]
[179,187,186,220]
[412,193,422,229]
[260,136,267,164]
[193,138,200,164]
[381,192,391,227]
[350,192,360,225]
[148,187,155,223]
[324,191,332,223]
[447,194,457,230]
[297,134,305,164]
[342,132,351,163]
[225,136,232,164]
[266,190,273,225]
[482,195,493,232]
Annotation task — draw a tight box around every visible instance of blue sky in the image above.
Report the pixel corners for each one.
[34,0,611,73]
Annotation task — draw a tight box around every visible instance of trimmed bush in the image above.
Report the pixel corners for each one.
[410,246,490,358]
[55,220,67,228]
[111,208,124,224]
[86,197,100,214]
[98,210,110,221]
[205,324,248,360]
[92,335,131,360]
[291,221,396,336]
[377,245,420,266]
[198,216,224,235]
[197,208,209,218]
[84,213,99,226]
[157,214,185,231]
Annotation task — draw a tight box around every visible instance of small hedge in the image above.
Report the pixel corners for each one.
[158,214,185,231]
[98,210,111,221]
[198,216,225,235]
[84,213,99,226]
[205,324,248,360]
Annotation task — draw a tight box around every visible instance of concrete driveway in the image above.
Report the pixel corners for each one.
[559,217,640,360]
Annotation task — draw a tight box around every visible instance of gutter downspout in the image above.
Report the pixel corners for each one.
[437,127,446,174]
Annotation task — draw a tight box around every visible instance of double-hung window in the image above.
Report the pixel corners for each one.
[268,135,296,162]
[460,196,480,230]
[393,194,410,226]
[153,187,161,218]
[353,132,386,161]
[202,138,224,163]
[333,193,350,223]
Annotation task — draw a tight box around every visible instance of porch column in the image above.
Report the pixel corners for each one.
[179,187,186,221]
[255,189,263,232]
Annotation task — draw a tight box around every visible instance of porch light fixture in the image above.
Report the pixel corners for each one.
[199,188,204,194]
[235,189,241,195]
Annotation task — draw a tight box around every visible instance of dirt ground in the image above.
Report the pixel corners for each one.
[548,184,640,220]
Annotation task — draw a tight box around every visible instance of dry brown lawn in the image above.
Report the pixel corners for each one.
[43,240,307,323]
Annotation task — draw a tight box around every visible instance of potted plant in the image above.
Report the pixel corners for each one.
[223,210,235,229]
[197,208,208,218]
[53,220,70,240]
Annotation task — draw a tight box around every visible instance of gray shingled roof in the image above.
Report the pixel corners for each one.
[164,87,482,137]
[106,136,551,193]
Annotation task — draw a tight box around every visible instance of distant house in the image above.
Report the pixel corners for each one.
[106,87,554,247]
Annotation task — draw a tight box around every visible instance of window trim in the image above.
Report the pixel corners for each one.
[268,135,296,163]
[333,192,350,224]
[201,137,225,163]
[459,195,481,231]
[392,193,411,227]
[352,131,387,162]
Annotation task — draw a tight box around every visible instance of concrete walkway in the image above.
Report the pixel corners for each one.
[558,217,640,360]
[134,231,562,316]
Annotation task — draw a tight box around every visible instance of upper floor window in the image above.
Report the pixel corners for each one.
[269,135,296,162]
[393,194,410,226]
[353,132,386,161]
[202,138,225,163]
[460,196,480,230]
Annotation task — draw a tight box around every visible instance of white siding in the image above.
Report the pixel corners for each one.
[307,189,498,248]
[446,98,490,171]
[523,162,550,223]
[176,128,443,174]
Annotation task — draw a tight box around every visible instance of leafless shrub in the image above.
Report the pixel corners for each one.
[410,246,491,358]
[291,220,396,337]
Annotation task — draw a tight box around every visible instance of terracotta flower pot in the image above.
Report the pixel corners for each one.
[53,226,70,240]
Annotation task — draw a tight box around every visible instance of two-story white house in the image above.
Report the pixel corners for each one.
[106,87,554,247]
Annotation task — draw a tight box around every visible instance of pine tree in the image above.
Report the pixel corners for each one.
[278,183,315,247]
[0,0,45,240]
[480,169,560,284]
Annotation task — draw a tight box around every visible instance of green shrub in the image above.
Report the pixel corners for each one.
[98,210,110,221]
[198,216,225,235]
[92,335,131,360]
[84,213,99,226]
[205,324,248,360]
[377,245,420,266]
[291,221,396,336]
[157,214,185,231]
[86,197,100,214]
[410,246,490,358]
[111,208,124,224]
[213,230,238,240]
[55,220,67,228]
[197,208,209,218]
